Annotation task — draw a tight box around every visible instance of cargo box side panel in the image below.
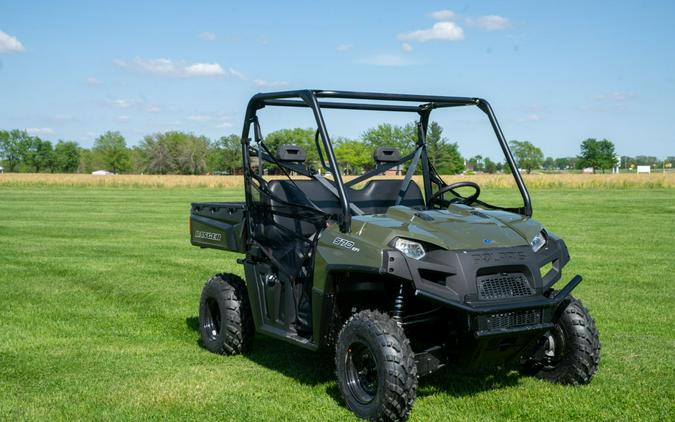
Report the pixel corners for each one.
[190,202,246,252]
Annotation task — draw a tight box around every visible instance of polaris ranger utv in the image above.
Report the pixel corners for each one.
[190,90,600,421]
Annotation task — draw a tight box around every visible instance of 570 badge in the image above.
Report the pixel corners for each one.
[332,236,360,252]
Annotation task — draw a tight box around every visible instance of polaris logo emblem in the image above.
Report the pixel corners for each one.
[471,250,527,264]
[333,236,360,252]
[194,230,222,241]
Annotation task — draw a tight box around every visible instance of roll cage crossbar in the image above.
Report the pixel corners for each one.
[240,89,533,233]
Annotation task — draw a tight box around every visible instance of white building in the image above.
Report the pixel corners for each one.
[91,170,114,176]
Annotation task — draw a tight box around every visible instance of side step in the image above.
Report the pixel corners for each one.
[258,323,319,351]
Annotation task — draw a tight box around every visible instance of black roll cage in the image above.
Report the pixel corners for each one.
[240,89,533,233]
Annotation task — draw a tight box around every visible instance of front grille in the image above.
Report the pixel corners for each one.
[477,272,534,300]
[485,310,541,330]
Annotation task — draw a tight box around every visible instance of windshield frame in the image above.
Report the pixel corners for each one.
[240,89,533,233]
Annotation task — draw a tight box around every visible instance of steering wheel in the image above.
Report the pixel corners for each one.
[429,181,481,207]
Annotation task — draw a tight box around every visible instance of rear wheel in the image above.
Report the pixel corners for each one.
[199,273,254,355]
[335,310,417,421]
[521,296,600,384]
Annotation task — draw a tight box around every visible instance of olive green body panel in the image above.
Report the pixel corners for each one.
[189,202,246,252]
[312,205,544,293]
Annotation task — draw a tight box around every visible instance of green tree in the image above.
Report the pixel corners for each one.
[137,131,210,175]
[129,146,145,174]
[361,123,416,155]
[26,137,54,172]
[77,148,97,174]
[554,157,570,170]
[333,138,371,174]
[509,140,544,174]
[467,155,483,172]
[138,134,172,174]
[578,138,617,173]
[484,158,497,174]
[208,134,242,174]
[263,128,320,168]
[93,131,130,173]
[425,122,464,174]
[542,156,555,170]
[0,130,8,170]
[53,141,81,173]
[0,129,32,172]
[175,133,209,175]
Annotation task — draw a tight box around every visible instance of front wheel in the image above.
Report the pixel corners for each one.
[335,310,417,422]
[521,296,600,385]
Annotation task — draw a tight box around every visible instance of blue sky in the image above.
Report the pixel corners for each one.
[1,1,673,159]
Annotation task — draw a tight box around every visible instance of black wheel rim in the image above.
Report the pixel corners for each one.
[204,297,221,341]
[345,340,379,405]
[541,325,567,370]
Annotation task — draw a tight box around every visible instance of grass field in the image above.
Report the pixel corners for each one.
[1,183,674,421]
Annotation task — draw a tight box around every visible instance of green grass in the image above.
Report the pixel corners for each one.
[1,186,673,421]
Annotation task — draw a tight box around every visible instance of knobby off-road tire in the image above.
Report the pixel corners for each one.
[199,273,254,355]
[522,296,600,385]
[335,310,417,422]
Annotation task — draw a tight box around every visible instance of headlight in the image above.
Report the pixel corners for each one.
[394,238,426,260]
[531,230,547,252]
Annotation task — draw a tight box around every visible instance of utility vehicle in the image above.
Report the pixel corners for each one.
[190,90,600,421]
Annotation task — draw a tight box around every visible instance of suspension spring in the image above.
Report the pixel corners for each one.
[392,282,405,322]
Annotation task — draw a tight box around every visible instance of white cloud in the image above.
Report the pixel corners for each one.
[86,77,101,85]
[188,114,212,122]
[133,58,179,75]
[359,54,414,67]
[199,32,217,41]
[146,105,161,113]
[107,99,136,109]
[228,67,247,80]
[26,128,54,135]
[117,115,130,122]
[594,92,637,102]
[430,10,456,20]
[526,113,543,121]
[336,43,353,52]
[115,57,227,78]
[398,21,464,42]
[401,42,413,53]
[467,15,511,31]
[254,79,289,88]
[0,30,25,53]
[184,62,225,77]
[216,121,233,129]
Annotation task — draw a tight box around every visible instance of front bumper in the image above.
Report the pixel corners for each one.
[419,274,581,337]
[382,236,579,336]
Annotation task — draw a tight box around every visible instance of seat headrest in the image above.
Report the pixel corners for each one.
[276,144,307,162]
[373,147,400,163]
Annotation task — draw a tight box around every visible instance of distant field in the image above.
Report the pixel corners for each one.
[0,185,673,421]
[1,172,674,189]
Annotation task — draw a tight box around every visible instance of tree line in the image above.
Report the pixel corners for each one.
[0,123,465,175]
[1,127,671,175]
[507,138,673,174]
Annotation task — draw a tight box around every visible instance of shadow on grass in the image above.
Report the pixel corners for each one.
[186,316,520,402]
[186,316,199,332]
[416,365,520,398]
[185,316,335,386]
